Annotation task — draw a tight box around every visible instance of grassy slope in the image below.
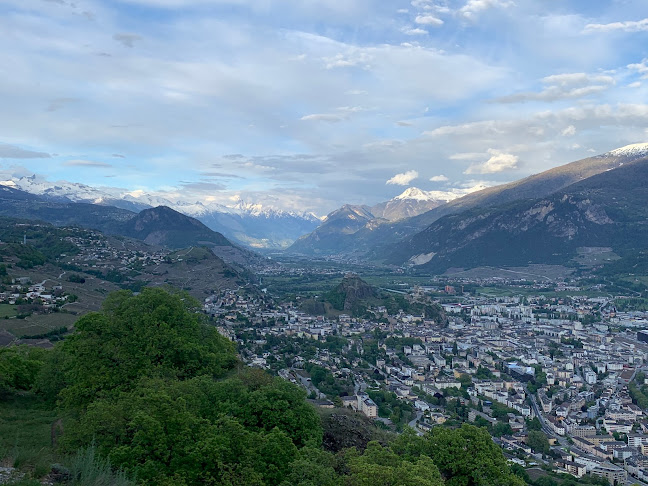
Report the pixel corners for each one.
[0,394,60,477]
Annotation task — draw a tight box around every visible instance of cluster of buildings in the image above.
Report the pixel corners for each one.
[0,277,68,307]
[220,275,648,485]
[63,232,169,272]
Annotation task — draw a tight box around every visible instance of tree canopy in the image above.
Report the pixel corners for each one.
[43,289,322,484]
[57,289,238,409]
[2,288,549,485]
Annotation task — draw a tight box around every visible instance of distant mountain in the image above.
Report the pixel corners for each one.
[370,187,450,221]
[0,186,237,251]
[0,184,135,233]
[386,149,648,272]
[0,175,156,212]
[287,188,457,255]
[0,176,320,249]
[185,202,321,250]
[288,204,379,255]
[289,144,648,259]
[119,206,233,249]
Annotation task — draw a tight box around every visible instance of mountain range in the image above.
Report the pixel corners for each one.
[290,143,648,273]
[3,143,648,274]
[287,187,463,255]
[0,177,462,250]
[0,176,320,250]
[0,183,231,248]
[387,153,648,271]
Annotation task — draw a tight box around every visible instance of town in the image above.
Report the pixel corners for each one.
[212,268,648,486]
[4,223,648,485]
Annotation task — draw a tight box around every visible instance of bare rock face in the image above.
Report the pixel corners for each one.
[321,411,390,453]
[385,156,648,272]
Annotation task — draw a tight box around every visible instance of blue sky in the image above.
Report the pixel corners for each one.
[1,0,648,215]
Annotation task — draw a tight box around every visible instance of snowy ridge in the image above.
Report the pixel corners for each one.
[392,186,487,203]
[0,174,323,249]
[606,143,648,158]
[394,187,457,203]
[0,175,320,220]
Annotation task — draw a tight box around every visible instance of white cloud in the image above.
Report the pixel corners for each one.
[429,174,449,182]
[459,0,515,19]
[584,18,648,33]
[495,86,609,103]
[415,15,444,26]
[386,170,419,185]
[464,149,518,174]
[300,114,345,122]
[561,125,576,136]
[0,143,50,159]
[628,81,642,88]
[628,59,648,78]
[542,73,615,87]
[460,181,491,193]
[449,152,485,160]
[495,72,615,103]
[3,0,648,215]
[323,51,373,69]
[402,27,428,35]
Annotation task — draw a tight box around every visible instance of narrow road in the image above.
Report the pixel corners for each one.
[293,368,325,400]
[408,411,423,434]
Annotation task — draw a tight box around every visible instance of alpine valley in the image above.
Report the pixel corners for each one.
[3,144,648,275]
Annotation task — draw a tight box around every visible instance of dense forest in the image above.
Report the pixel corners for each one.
[0,289,604,485]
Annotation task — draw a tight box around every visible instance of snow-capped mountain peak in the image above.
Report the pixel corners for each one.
[394,187,431,201]
[392,187,465,203]
[606,143,648,158]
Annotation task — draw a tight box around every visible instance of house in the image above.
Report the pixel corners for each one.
[556,460,587,478]
[357,394,377,418]
[591,463,627,485]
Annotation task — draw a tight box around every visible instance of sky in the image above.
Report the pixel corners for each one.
[1,0,648,216]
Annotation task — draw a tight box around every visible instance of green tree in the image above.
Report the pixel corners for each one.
[526,417,542,431]
[391,424,524,486]
[348,442,443,486]
[0,345,46,394]
[64,374,320,485]
[279,447,341,486]
[426,424,524,486]
[52,288,323,485]
[493,422,513,437]
[527,430,551,455]
[510,464,529,483]
[458,374,473,389]
[475,366,494,380]
[59,289,237,410]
